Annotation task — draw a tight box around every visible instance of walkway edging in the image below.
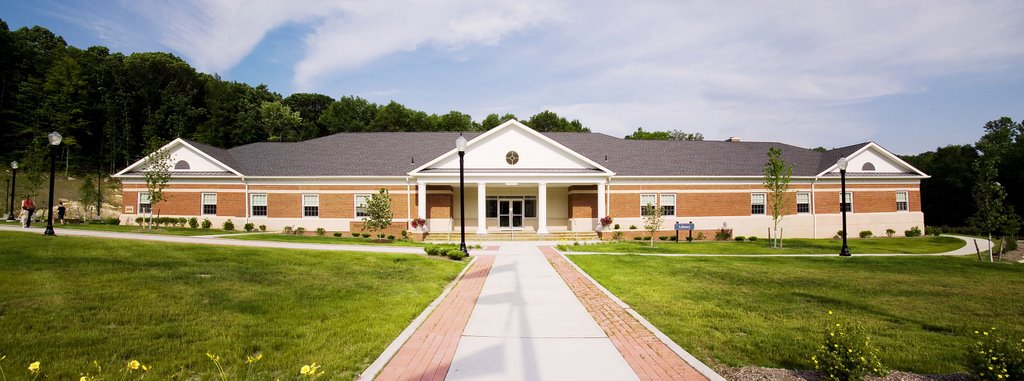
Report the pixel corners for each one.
[554,247,727,381]
[357,256,478,381]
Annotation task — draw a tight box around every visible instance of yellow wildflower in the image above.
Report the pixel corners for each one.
[828,310,833,315]
[80,377,89,381]
[247,353,264,364]
[300,362,321,376]
[206,353,220,362]
[28,361,40,373]
[142,365,151,372]
[127,360,140,370]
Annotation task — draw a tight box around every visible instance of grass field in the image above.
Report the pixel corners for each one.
[224,233,427,247]
[52,222,248,236]
[0,231,464,379]
[561,236,965,254]
[568,254,1024,373]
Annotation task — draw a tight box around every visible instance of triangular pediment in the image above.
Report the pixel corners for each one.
[113,139,241,177]
[818,142,927,177]
[410,120,613,175]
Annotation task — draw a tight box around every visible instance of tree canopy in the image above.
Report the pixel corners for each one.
[624,127,704,141]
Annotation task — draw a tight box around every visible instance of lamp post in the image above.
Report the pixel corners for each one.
[6,161,18,221]
[5,160,16,220]
[456,134,468,254]
[837,157,850,256]
[44,132,62,236]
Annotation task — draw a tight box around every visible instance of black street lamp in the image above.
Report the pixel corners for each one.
[44,131,62,236]
[456,134,468,254]
[837,157,850,256]
[6,161,17,221]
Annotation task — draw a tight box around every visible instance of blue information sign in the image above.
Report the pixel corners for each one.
[674,222,695,231]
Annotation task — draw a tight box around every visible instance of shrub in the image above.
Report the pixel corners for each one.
[294,227,306,235]
[573,241,580,246]
[628,225,637,230]
[696,232,706,240]
[747,236,757,242]
[669,236,677,241]
[351,232,360,237]
[685,236,694,242]
[283,226,293,235]
[134,216,144,225]
[885,228,895,238]
[613,223,621,230]
[905,226,922,237]
[659,236,669,241]
[178,217,188,227]
[188,217,199,228]
[387,235,396,240]
[1005,236,1018,251]
[446,249,467,261]
[361,233,370,238]
[316,227,326,236]
[201,218,212,229]
[714,228,732,241]
[102,217,121,225]
[258,224,266,231]
[161,216,176,226]
[244,223,254,232]
[965,328,1024,380]
[836,230,845,239]
[424,245,437,256]
[859,230,872,238]
[734,236,745,241]
[401,230,408,240]
[926,226,942,236]
[811,311,886,381]
[333,232,342,237]
[223,219,235,231]
[613,231,624,241]
[634,236,643,241]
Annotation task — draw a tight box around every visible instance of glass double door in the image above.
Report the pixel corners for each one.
[498,199,524,230]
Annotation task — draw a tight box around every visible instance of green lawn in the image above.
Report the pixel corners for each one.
[224,233,427,247]
[54,222,248,236]
[0,231,464,379]
[562,236,965,254]
[568,254,1024,374]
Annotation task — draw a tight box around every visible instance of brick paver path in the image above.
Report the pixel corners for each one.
[375,255,496,381]
[540,247,709,381]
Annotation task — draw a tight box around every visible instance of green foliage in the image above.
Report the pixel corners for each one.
[445,249,467,261]
[612,231,624,241]
[480,113,518,130]
[361,233,370,238]
[885,228,895,238]
[222,219,234,231]
[315,227,326,236]
[260,101,304,142]
[747,236,757,242]
[142,145,172,228]
[859,230,872,239]
[523,110,589,132]
[904,226,921,237]
[294,227,305,235]
[686,236,694,242]
[200,218,211,229]
[628,225,637,230]
[634,236,643,241]
[613,223,620,230]
[283,226,293,235]
[735,236,745,241]
[624,127,703,141]
[966,328,1024,381]
[715,228,733,241]
[643,203,664,247]
[177,217,187,227]
[188,217,198,229]
[258,224,266,232]
[764,146,794,249]
[811,312,886,381]
[333,232,342,237]
[362,188,393,234]
[243,222,254,232]
[387,235,395,240]
[351,232,360,237]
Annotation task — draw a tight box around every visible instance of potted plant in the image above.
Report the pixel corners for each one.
[598,216,613,231]
[411,217,428,231]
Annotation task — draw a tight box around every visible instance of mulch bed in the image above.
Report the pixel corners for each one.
[720,366,969,381]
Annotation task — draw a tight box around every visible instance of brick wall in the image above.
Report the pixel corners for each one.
[569,193,597,218]
[428,194,452,219]
[679,193,749,217]
[268,193,301,218]
[153,192,201,215]
[350,221,409,236]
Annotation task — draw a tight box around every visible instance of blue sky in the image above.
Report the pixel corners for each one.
[4,0,1024,154]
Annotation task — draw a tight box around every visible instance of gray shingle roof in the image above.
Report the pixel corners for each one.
[180,132,907,177]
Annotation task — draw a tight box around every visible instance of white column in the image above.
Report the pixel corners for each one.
[417,181,427,219]
[596,182,606,223]
[537,182,548,234]
[476,182,487,234]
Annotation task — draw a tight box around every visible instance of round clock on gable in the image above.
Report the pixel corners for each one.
[505,151,519,165]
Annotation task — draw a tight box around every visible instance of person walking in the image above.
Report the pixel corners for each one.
[57,201,66,225]
[21,195,35,228]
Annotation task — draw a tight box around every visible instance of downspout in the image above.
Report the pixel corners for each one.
[811,177,817,239]
[243,177,250,225]
[405,176,412,227]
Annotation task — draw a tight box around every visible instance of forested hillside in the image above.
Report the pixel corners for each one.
[0,20,587,180]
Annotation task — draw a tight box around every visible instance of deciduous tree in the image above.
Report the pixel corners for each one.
[764,147,794,248]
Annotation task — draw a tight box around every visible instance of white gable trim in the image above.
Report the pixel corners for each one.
[815,142,928,178]
[113,139,243,178]
[408,120,615,176]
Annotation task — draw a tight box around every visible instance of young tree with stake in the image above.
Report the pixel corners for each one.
[763,147,794,248]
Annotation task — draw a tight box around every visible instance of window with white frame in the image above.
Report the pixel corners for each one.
[251,194,267,217]
[796,192,810,214]
[896,191,908,212]
[138,192,151,214]
[751,193,766,215]
[202,193,217,215]
[841,192,853,212]
[660,194,676,216]
[302,194,319,217]
[640,194,657,216]
[355,194,370,217]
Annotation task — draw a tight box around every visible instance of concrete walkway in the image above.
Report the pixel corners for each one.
[0,225,425,254]
[567,234,991,257]
[445,243,639,381]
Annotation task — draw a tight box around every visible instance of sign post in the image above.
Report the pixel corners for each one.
[674,221,695,242]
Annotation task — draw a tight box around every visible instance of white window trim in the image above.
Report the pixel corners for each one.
[302,194,319,218]
[251,193,268,218]
[355,193,371,218]
[896,191,909,212]
[751,192,766,215]
[201,193,217,216]
[796,192,810,214]
[138,192,151,213]
[842,192,853,213]
[660,193,676,216]
[640,193,657,216]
